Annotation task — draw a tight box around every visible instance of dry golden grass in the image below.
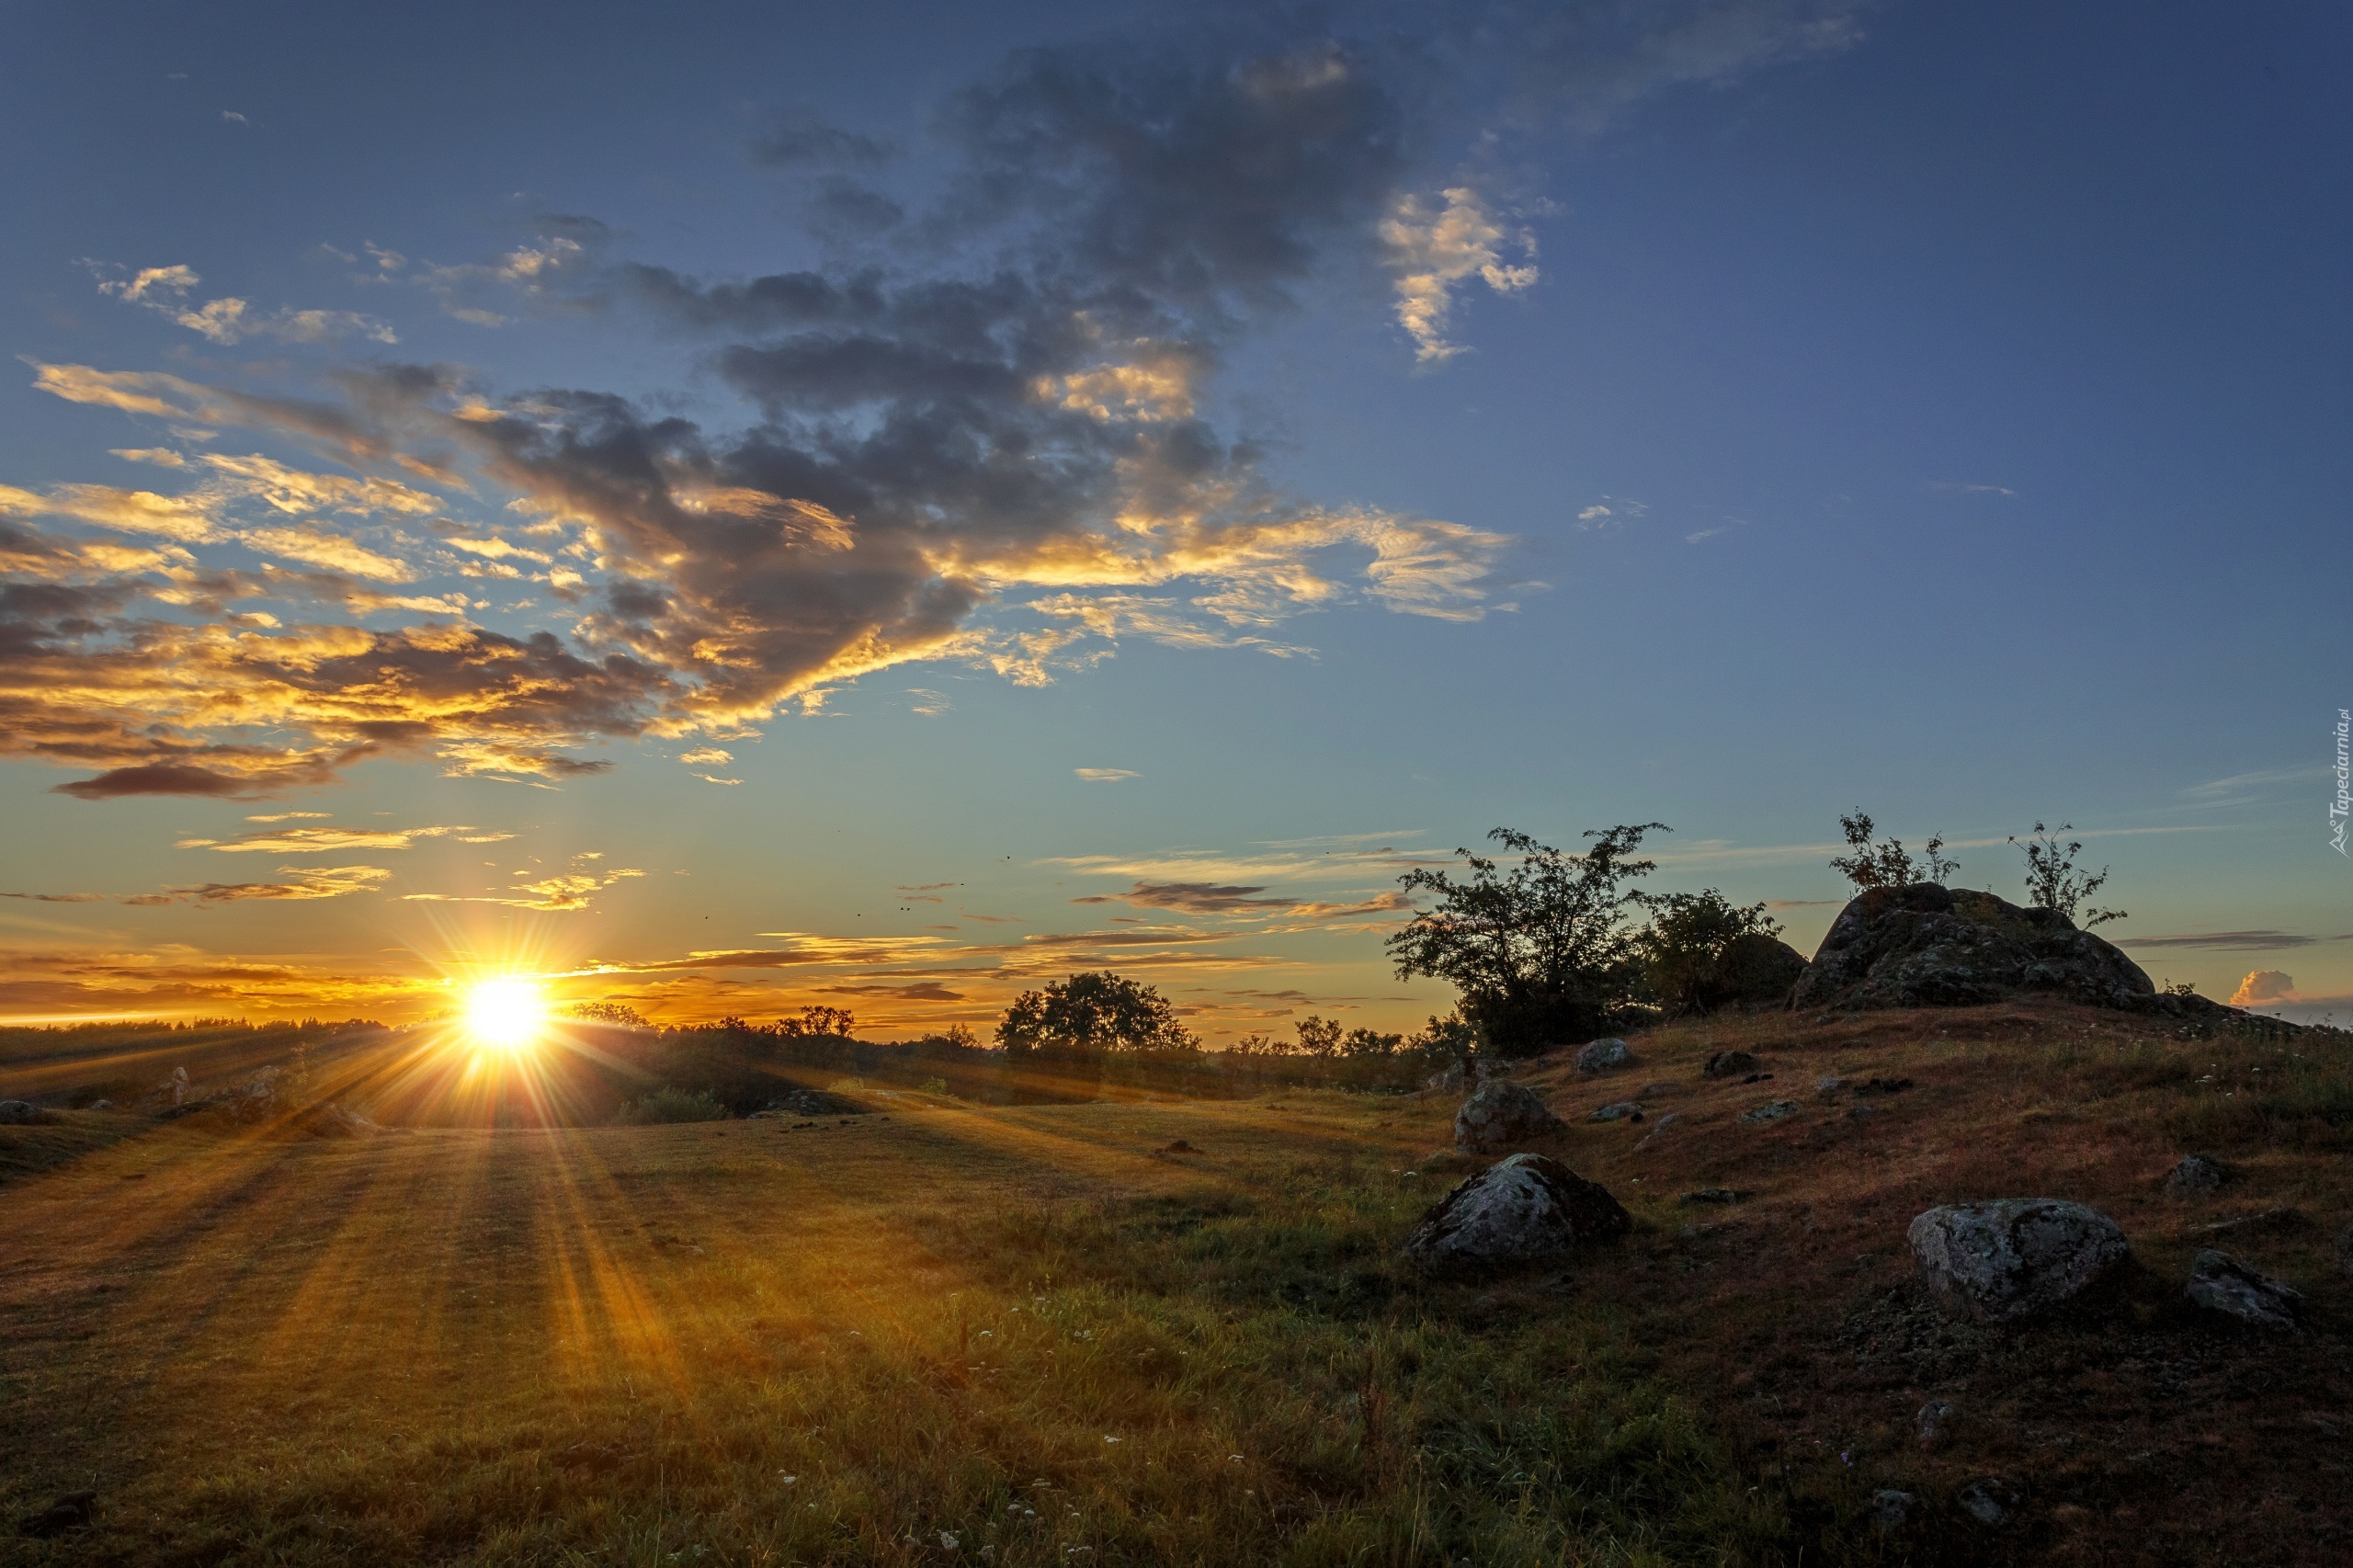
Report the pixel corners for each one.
[3,1001,2349,1566]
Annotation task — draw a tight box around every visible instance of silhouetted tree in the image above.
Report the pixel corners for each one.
[1386,824,1666,1057]
[2010,821,2125,926]
[996,971,1197,1054]
[566,1000,650,1028]
[777,1005,857,1038]
[1293,1015,1343,1057]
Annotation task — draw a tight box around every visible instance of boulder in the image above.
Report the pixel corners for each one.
[1906,1199,2130,1323]
[1403,1153,1631,1274]
[1423,1060,1467,1095]
[0,1100,57,1126]
[2165,1153,2225,1195]
[1915,1399,1958,1447]
[1701,1050,1759,1079]
[1958,1477,2020,1528]
[1719,932,1810,1006]
[1868,1490,1915,1529]
[2186,1249,2301,1329]
[297,1101,382,1138]
[1791,882,2157,1012]
[1588,1101,1643,1122]
[1574,1038,1631,1074]
[1739,1099,1799,1125]
[1454,1078,1566,1153]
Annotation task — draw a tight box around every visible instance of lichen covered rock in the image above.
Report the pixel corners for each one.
[1907,1199,2130,1323]
[1404,1153,1630,1274]
[1453,1078,1566,1153]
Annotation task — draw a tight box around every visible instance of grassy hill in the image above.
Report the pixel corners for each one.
[2,998,2347,1565]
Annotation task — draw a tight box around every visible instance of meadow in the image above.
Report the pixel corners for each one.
[5,1002,2351,1566]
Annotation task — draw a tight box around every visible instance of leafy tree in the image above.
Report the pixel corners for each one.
[566,1000,649,1028]
[1386,824,1667,1057]
[2010,822,2125,927]
[995,971,1197,1054]
[942,1022,979,1049]
[1293,1015,1344,1057]
[1407,1011,1478,1066]
[1636,890,1784,1017]
[778,1005,858,1039]
[1827,812,1956,892]
[1341,1026,1404,1059]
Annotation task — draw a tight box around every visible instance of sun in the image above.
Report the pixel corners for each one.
[464,977,550,1051]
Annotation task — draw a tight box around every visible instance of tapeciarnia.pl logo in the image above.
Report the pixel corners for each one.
[2334,708,2349,857]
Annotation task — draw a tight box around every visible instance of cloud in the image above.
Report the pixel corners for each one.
[2229,970,2295,1006]
[1381,186,1538,361]
[1927,481,2017,497]
[2,892,108,903]
[1074,880,1290,912]
[400,852,642,911]
[1074,767,1139,783]
[120,864,391,904]
[5,11,1856,799]
[2116,931,2350,952]
[87,262,396,345]
[176,824,507,854]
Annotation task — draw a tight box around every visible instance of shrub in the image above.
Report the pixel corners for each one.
[1636,891,1788,1016]
[2010,820,2125,926]
[1827,811,1956,892]
[617,1087,730,1125]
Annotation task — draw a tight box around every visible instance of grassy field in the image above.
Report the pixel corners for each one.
[5,1002,2351,1566]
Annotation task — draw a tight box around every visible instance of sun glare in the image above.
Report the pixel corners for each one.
[465,977,549,1051]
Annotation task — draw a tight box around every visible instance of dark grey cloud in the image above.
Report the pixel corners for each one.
[747,111,901,170]
[2114,930,2352,952]
[1074,880,1296,913]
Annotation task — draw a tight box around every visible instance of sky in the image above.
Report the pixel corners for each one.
[3,0,2348,1034]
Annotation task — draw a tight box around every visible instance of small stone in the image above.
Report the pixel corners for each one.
[0,1100,57,1126]
[1846,1104,1879,1121]
[1868,1489,1915,1529]
[1678,1187,1741,1206]
[1915,1399,1958,1446]
[1739,1099,1799,1125]
[1631,1112,1680,1150]
[1574,1038,1631,1075]
[1814,1075,1846,1097]
[1635,1081,1681,1098]
[2165,1153,2224,1195]
[1957,1477,2018,1527]
[1159,1139,1197,1153]
[2185,1248,2302,1330]
[1853,1076,1913,1096]
[1589,1101,1643,1122]
[1702,1050,1759,1079]
[17,1491,96,1538]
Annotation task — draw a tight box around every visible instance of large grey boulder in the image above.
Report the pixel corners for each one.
[1404,1153,1631,1274]
[2186,1249,2301,1329]
[1454,1078,1566,1153]
[1792,883,2155,1012]
[1907,1199,2130,1323]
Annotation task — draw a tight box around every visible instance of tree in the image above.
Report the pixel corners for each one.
[777,1005,857,1039]
[1636,890,1784,1016]
[2010,822,2125,927]
[1224,1031,1293,1056]
[566,1000,649,1028]
[1340,1026,1404,1059]
[995,971,1197,1054]
[1293,1015,1343,1057]
[1386,824,1667,1057]
[1407,1012,1478,1066]
[1827,812,1957,892]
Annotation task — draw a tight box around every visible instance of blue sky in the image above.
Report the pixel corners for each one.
[4,0,2347,1030]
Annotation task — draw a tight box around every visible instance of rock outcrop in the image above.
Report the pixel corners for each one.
[1907,1199,2131,1323]
[1403,1153,1630,1274]
[1453,1079,1566,1153]
[1792,883,2155,1012]
[1718,932,1810,1006]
